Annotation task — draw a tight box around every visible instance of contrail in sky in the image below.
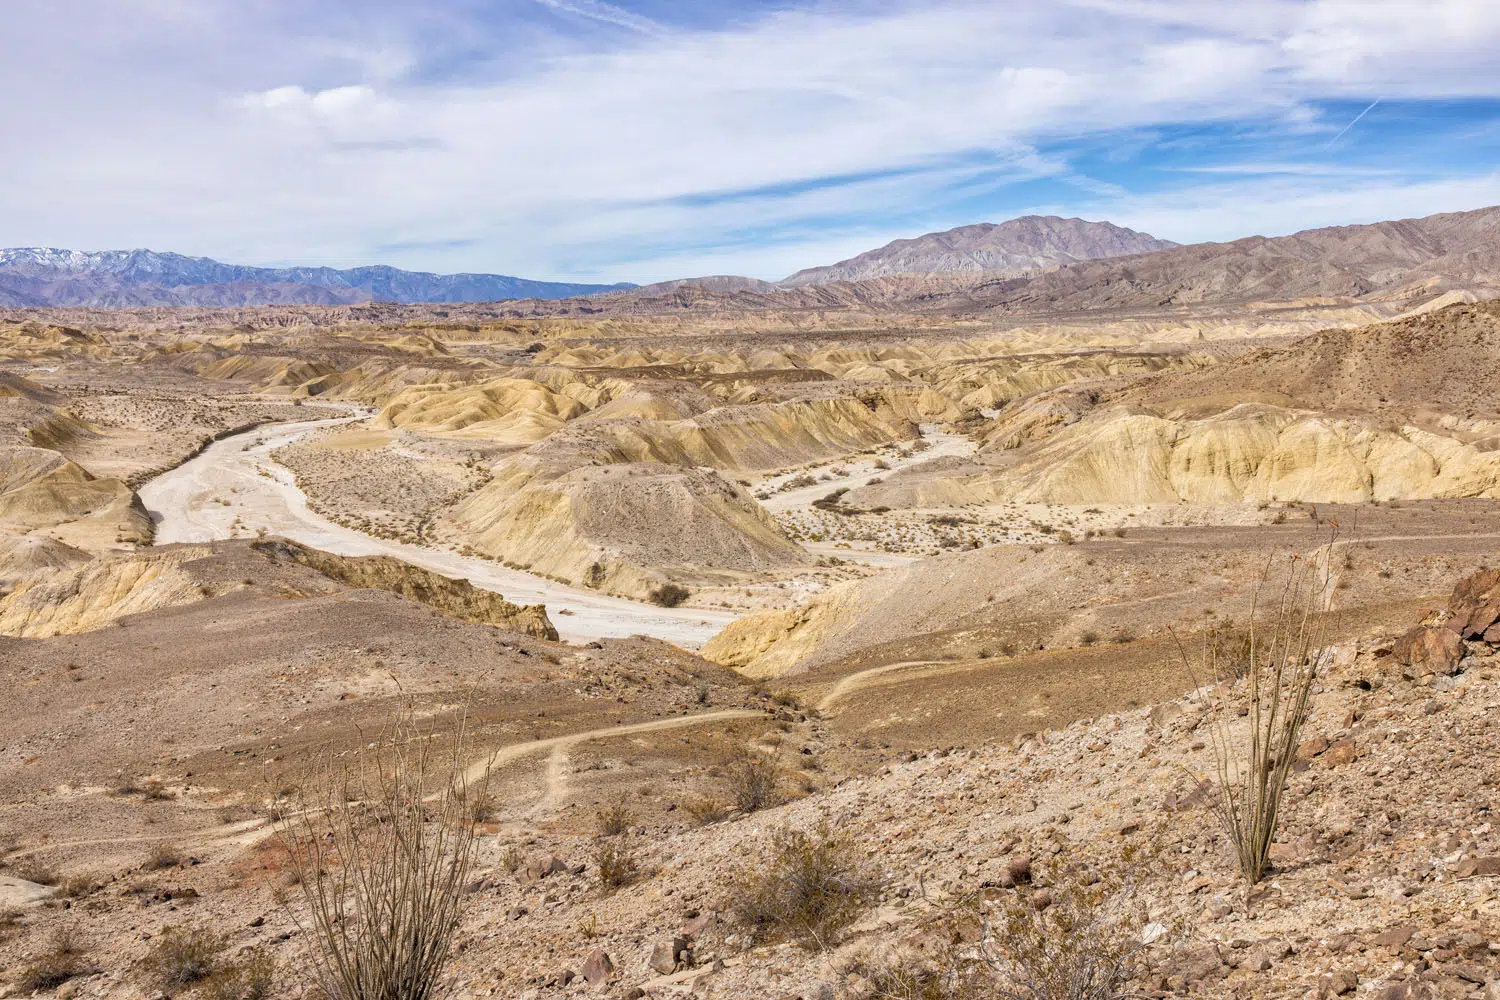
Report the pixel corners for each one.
[1325,99,1381,149]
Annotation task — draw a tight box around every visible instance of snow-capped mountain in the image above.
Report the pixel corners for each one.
[0,248,635,307]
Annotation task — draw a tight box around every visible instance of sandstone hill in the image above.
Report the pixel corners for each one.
[781,216,1177,286]
[853,300,1500,509]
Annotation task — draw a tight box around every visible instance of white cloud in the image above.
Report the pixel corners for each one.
[0,0,1498,281]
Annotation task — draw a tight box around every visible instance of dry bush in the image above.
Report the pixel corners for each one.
[683,796,729,826]
[731,823,883,950]
[20,925,99,992]
[465,785,498,825]
[277,707,477,1000]
[593,835,640,890]
[62,874,97,898]
[726,753,780,814]
[595,797,631,837]
[9,857,58,885]
[143,843,183,871]
[975,864,1155,1000]
[202,947,277,1000]
[649,582,691,608]
[1179,543,1335,885]
[146,925,225,986]
[0,906,22,934]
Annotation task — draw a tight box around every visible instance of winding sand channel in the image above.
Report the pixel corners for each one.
[138,413,737,647]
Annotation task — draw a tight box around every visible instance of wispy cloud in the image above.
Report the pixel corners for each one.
[531,0,665,35]
[0,1,1498,281]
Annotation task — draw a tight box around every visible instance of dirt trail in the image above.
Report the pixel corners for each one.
[137,414,737,648]
[3,710,765,872]
[815,659,948,713]
[461,709,764,789]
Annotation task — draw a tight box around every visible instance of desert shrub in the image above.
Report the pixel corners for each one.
[203,948,276,1000]
[695,681,712,705]
[9,857,58,885]
[726,753,780,814]
[731,823,883,950]
[1179,544,1334,884]
[278,706,477,1000]
[974,864,1154,1000]
[62,874,97,898]
[593,836,639,890]
[466,786,498,825]
[1079,630,1099,647]
[683,796,730,826]
[20,927,99,992]
[146,925,225,986]
[595,797,631,837]
[0,906,22,942]
[141,778,174,801]
[649,583,691,608]
[143,843,183,871]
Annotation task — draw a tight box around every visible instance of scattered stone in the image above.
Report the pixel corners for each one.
[649,936,689,974]
[582,947,614,986]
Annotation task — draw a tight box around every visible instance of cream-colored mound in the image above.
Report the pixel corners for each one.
[451,462,807,599]
[0,445,152,547]
[377,377,589,444]
[0,545,212,637]
[854,403,1500,507]
[0,531,89,587]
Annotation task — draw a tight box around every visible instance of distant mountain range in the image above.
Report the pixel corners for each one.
[780,216,1177,286]
[0,248,635,307]
[10,204,1498,313]
[490,205,1500,319]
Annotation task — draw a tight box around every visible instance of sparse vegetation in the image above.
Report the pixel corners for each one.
[146,925,225,986]
[649,582,692,607]
[595,796,631,836]
[974,863,1154,1000]
[9,857,58,885]
[593,835,640,890]
[19,925,99,992]
[1180,545,1334,884]
[726,752,781,813]
[277,707,477,1000]
[730,822,883,950]
[143,842,183,871]
[202,948,277,1000]
[683,796,730,826]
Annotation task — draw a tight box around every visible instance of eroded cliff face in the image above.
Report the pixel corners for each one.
[0,538,556,641]
[250,539,557,640]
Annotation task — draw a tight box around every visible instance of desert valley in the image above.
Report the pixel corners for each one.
[4,205,1500,1000]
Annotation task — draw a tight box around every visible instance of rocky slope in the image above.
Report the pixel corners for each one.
[782,216,1177,286]
[6,570,1500,999]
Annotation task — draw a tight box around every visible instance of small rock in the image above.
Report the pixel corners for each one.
[1454,856,1500,878]
[582,947,614,986]
[681,911,717,939]
[648,936,689,975]
[1319,969,1357,996]
[1369,925,1416,949]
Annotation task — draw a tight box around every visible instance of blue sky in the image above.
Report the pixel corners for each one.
[3,0,1500,283]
